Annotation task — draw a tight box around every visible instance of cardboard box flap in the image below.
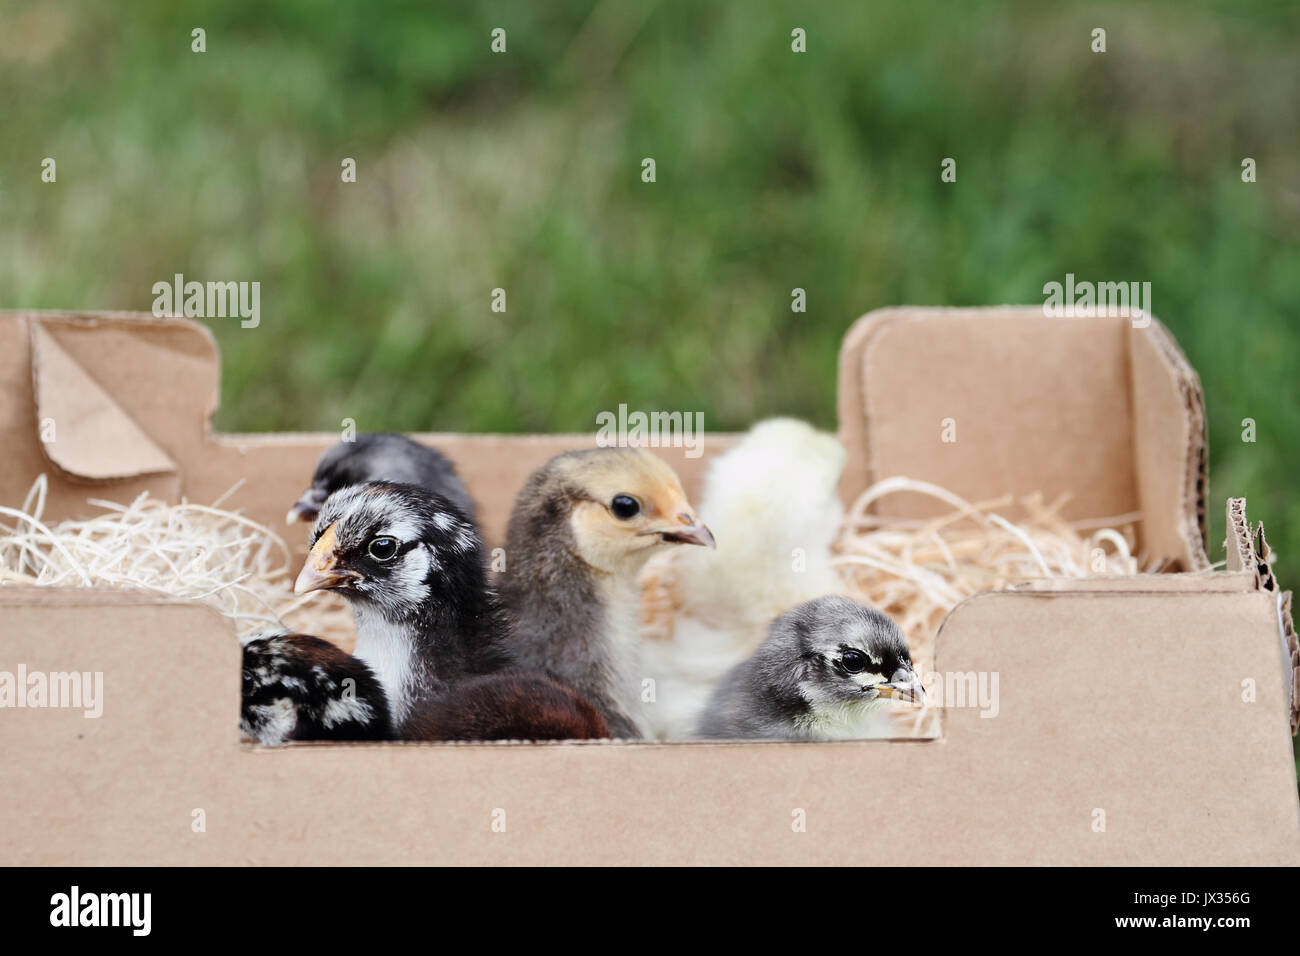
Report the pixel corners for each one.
[837,306,1208,571]
[31,320,178,480]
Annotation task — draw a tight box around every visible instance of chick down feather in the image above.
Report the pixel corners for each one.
[639,418,850,738]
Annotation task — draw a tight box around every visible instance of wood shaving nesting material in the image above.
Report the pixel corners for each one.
[833,476,1148,735]
[0,475,355,646]
[3,472,1152,741]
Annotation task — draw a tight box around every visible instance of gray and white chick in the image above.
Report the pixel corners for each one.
[286,432,477,529]
[696,596,924,740]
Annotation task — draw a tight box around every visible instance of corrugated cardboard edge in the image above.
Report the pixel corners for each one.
[1006,571,1259,594]
[1283,590,1299,736]
[1226,497,1299,734]
[1129,320,1210,570]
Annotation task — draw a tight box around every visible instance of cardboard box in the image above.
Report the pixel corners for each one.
[1,308,1296,865]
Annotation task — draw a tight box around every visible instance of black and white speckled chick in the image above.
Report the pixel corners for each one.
[240,630,390,745]
[499,448,714,739]
[296,481,512,735]
[696,596,925,741]
[286,432,477,529]
[245,482,608,743]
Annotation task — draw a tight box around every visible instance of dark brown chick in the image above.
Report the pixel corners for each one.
[406,672,609,741]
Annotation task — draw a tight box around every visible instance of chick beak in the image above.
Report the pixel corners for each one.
[293,523,360,594]
[285,487,327,525]
[875,668,926,705]
[642,512,716,549]
[660,525,716,548]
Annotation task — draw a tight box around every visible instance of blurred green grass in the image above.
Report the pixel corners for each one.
[1,3,1297,625]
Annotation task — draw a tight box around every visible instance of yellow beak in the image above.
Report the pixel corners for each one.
[293,522,360,594]
[875,679,926,705]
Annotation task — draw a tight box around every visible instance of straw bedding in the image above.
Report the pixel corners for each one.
[1,473,1150,736]
[0,476,356,651]
[831,476,1148,735]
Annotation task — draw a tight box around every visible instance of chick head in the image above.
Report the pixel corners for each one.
[294,481,483,622]
[531,447,714,576]
[773,596,923,710]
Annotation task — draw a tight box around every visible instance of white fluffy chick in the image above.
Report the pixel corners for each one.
[639,418,852,738]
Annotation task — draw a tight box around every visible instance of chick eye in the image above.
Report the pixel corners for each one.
[840,650,868,673]
[610,495,640,519]
[367,536,399,561]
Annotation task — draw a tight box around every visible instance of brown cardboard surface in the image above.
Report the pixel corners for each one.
[840,306,1137,522]
[1,585,1295,864]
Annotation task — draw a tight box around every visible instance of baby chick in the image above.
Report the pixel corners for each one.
[286,432,477,529]
[696,596,924,740]
[241,630,391,745]
[500,448,714,739]
[294,481,513,732]
[640,418,848,738]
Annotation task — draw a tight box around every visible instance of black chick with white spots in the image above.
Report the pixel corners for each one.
[241,631,390,745]
[696,595,924,740]
[286,432,477,530]
[247,481,608,743]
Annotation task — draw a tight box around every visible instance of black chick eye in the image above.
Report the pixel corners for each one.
[610,495,640,519]
[840,650,868,673]
[367,537,399,561]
